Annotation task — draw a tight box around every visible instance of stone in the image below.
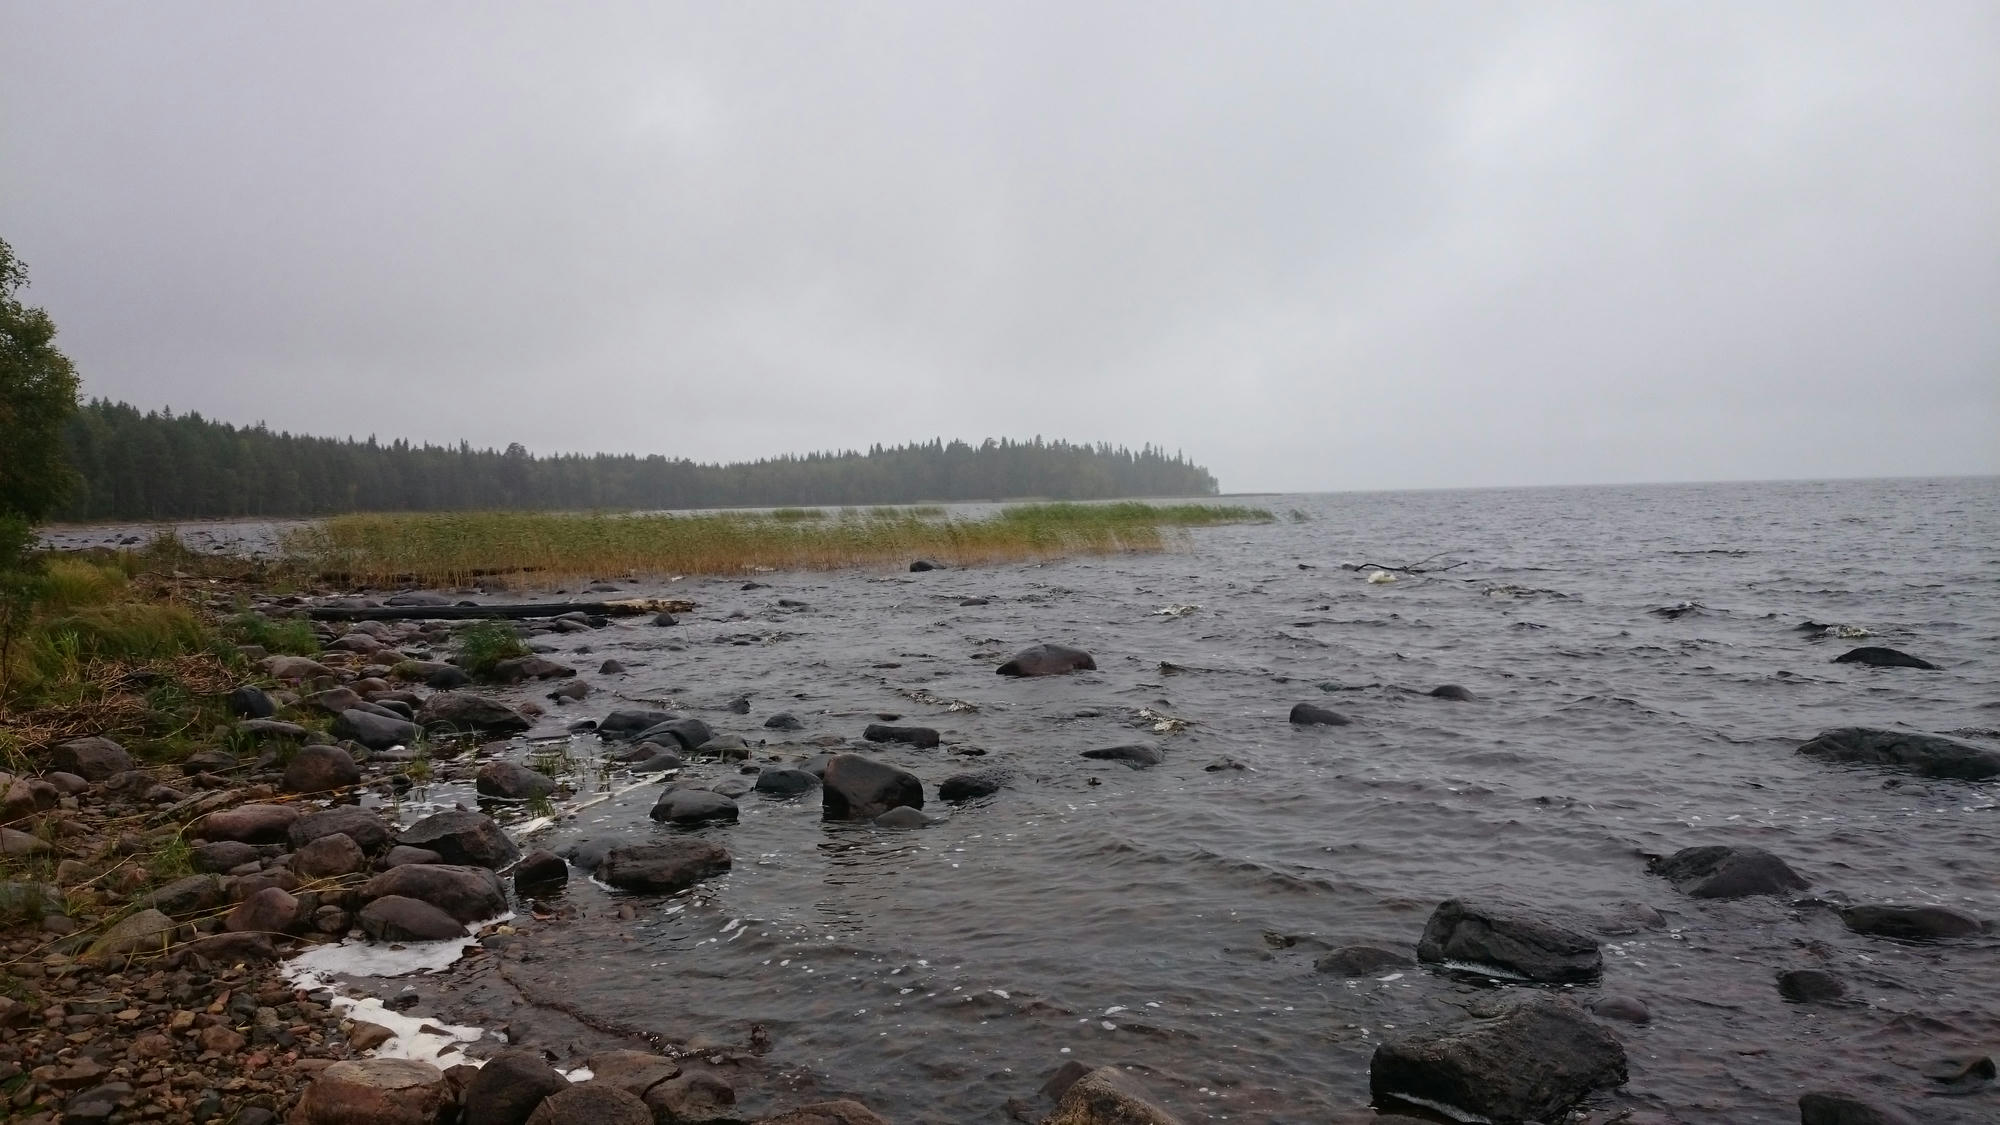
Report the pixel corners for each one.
[595,841,732,894]
[417,691,532,734]
[582,1050,681,1097]
[1415,898,1603,982]
[909,558,945,571]
[526,1084,653,1125]
[514,849,568,893]
[293,832,368,878]
[1313,945,1412,977]
[598,709,681,738]
[1839,903,1983,940]
[383,845,443,866]
[1778,969,1847,1003]
[1797,1091,1920,1125]
[1289,702,1350,727]
[1369,993,1626,1123]
[820,753,924,820]
[641,1071,736,1123]
[873,806,941,828]
[764,711,804,731]
[63,1080,133,1121]
[1429,684,1475,701]
[398,808,521,868]
[193,840,262,872]
[348,1021,396,1050]
[180,749,240,775]
[1797,727,2000,780]
[757,1101,892,1125]
[464,1049,571,1125]
[177,930,279,966]
[284,743,365,792]
[83,908,176,963]
[1589,995,1650,1024]
[361,864,508,923]
[306,687,368,715]
[291,806,394,852]
[637,717,716,752]
[229,684,279,718]
[754,767,819,797]
[1081,743,1165,768]
[226,886,301,934]
[939,770,1007,801]
[359,895,466,941]
[492,655,577,683]
[328,710,418,754]
[629,749,686,773]
[599,658,627,674]
[1649,845,1809,898]
[477,761,558,800]
[261,654,335,681]
[138,873,230,917]
[1045,1066,1185,1125]
[395,660,471,690]
[200,803,302,844]
[293,1058,451,1125]
[51,736,133,780]
[0,825,49,856]
[996,642,1096,676]
[651,789,740,826]
[863,723,940,748]
[1831,646,1938,670]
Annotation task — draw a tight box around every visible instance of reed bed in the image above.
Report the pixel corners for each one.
[280,502,1272,588]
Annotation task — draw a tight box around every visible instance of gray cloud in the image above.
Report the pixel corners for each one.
[3,0,1994,490]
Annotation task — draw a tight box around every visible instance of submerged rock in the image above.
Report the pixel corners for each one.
[491,655,576,683]
[939,770,1008,802]
[329,710,416,753]
[1428,684,1475,701]
[1839,903,1983,940]
[1797,727,2000,780]
[754,767,820,797]
[996,643,1096,677]
[597,709,681,739]
[1416,898,1603,982]
[1778,969,1847,1003]
[1045,1065,1186,1125]
[1081,743,1165,768]
[1832,646,1937,670]
[595,841,732,893]
[863,722,940,748]
[1289,702,1350,727]
[821,753,924,820]
[1798,1091,1919,1125]
[1314,945,1413,977]
[873,806,942,828]
[764,711,805,731]
[464,1049,570,1125]
[513,849,568,894]
[1369,993,1626,1123]
[359,895,464,942]
[476,761,557,800]
[1649,845,1809,898]
[650,788,739,826]
[636,717,715,752]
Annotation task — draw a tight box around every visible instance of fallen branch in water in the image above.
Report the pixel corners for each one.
[305,597,695,622]
[1345,552,1467,575]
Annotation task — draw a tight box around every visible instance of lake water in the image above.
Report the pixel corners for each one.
[202,478,2000,1121]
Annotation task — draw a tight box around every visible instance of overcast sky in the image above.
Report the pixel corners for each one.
[3,2,1994,492]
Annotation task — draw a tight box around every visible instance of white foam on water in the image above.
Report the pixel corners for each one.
[1382,1090,1493,1124]
[282,914,514,1068]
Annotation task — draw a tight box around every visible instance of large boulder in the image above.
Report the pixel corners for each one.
[290,806,394,852]
[359,895,466,942]
[1831,646,1937,670]
[996,643,1095,677]
[360,864,507,923]
[1288,703,1350,727]
[1797,728,2000,781]
[1839,903,1983,940]
[754,768,820,797]
[397,808,520,869]
[476,761,557,800]
[199,803,301,844]
[651,789,739,826]
[1045,1066,1185,1125]
[293,1058,451,1125]
[821,753,923,820]
[284,743,365,792]
[1648,845,1809,898]
[1370,993,1626,1123]
[416,691,532,734]
[51,737,132,780]
[464,1049,570,1125]
[525,1085,651,1125]
[1415,898,1603,982]
[595,841,732,894]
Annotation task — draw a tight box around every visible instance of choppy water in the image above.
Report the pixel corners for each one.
[266,478,2000,1120]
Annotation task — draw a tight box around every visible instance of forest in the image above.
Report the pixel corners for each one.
[54,399,1221,520]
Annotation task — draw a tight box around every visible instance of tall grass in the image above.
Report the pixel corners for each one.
[281,502,1272,588]
[456,621,530,678]
[224,611,320,655]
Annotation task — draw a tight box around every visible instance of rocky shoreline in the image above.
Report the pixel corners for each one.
[3,581,1993,1124]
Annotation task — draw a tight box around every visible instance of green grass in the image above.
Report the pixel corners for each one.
[767,507,826,521]
[456,620,530,678]
[280,502,1273,587]
[224,611,320,655]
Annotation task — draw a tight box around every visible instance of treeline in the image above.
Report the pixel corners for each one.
[56,399,1220,519]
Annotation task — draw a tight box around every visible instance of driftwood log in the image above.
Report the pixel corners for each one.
[305,597,695,622]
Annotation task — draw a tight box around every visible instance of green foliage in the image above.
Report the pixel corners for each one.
[225,611,320,655]
[767,507,825,521]
[456,620,530,678]
[35,557,127,611]
[0,238,81,526]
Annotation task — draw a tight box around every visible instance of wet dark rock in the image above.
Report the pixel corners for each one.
[293,832,367,878]
[235,718,311,742]
[996,642,1096,677]
[1203,757,1246,772]
[600,709,681,738]
[477,761,558,800]
[755,767,820,797]
[629,750,686,773]
[525,1084,652,1125]
[1289,702,1351,727]
[653,612,678,626]
[697,734,752,760]
[1416,898,1603,982]
[1797,727,2000,780]
[291,805,394,852]
[595,841,733,893]
[1369,993,1626,1123]
[387,591,452,606]
[193,840,263,873]
[939,769,1008,802]
[52,736,133,780]
[1045,1066,1185,1125]
[642,1070,737,1123]
[1082,743,1166,768]
[1832,646,1938,670]
[582,1049,681,1097]
[557,837,619,872]
[1839,903,1983,940]
[1313,945,1412,977]
[200,803,301,844]
[329,709,418,752]
[138,874,230,918]
[283,742,365,793]
[759,1100,893,1125]
[1798,1091,1919,1125]
[1922,1054,1996,1093]
[493,655,577,683]
[1649,845,1809,898]
[399,660,472,689]
[549,680,590,702]
[599,658,626,674]
[909,559,945,572]
[874,806,942,828]
[227,685,278,718]
[384,844,444,866]
[361,864,508,923]
[1589,995,1650,1024]
[1778,969,1847,1003]
[651,788,740,826]
[863,723,940,748]
[959,596,990,606]
[360,895,466,941]
[398,808,521,868]
[636,717,716,752]
[764,711,805,730]
[465,1049,571,1125]
[1428,684,1476,701]
[417,691,532,734]
[822,753,925,820]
